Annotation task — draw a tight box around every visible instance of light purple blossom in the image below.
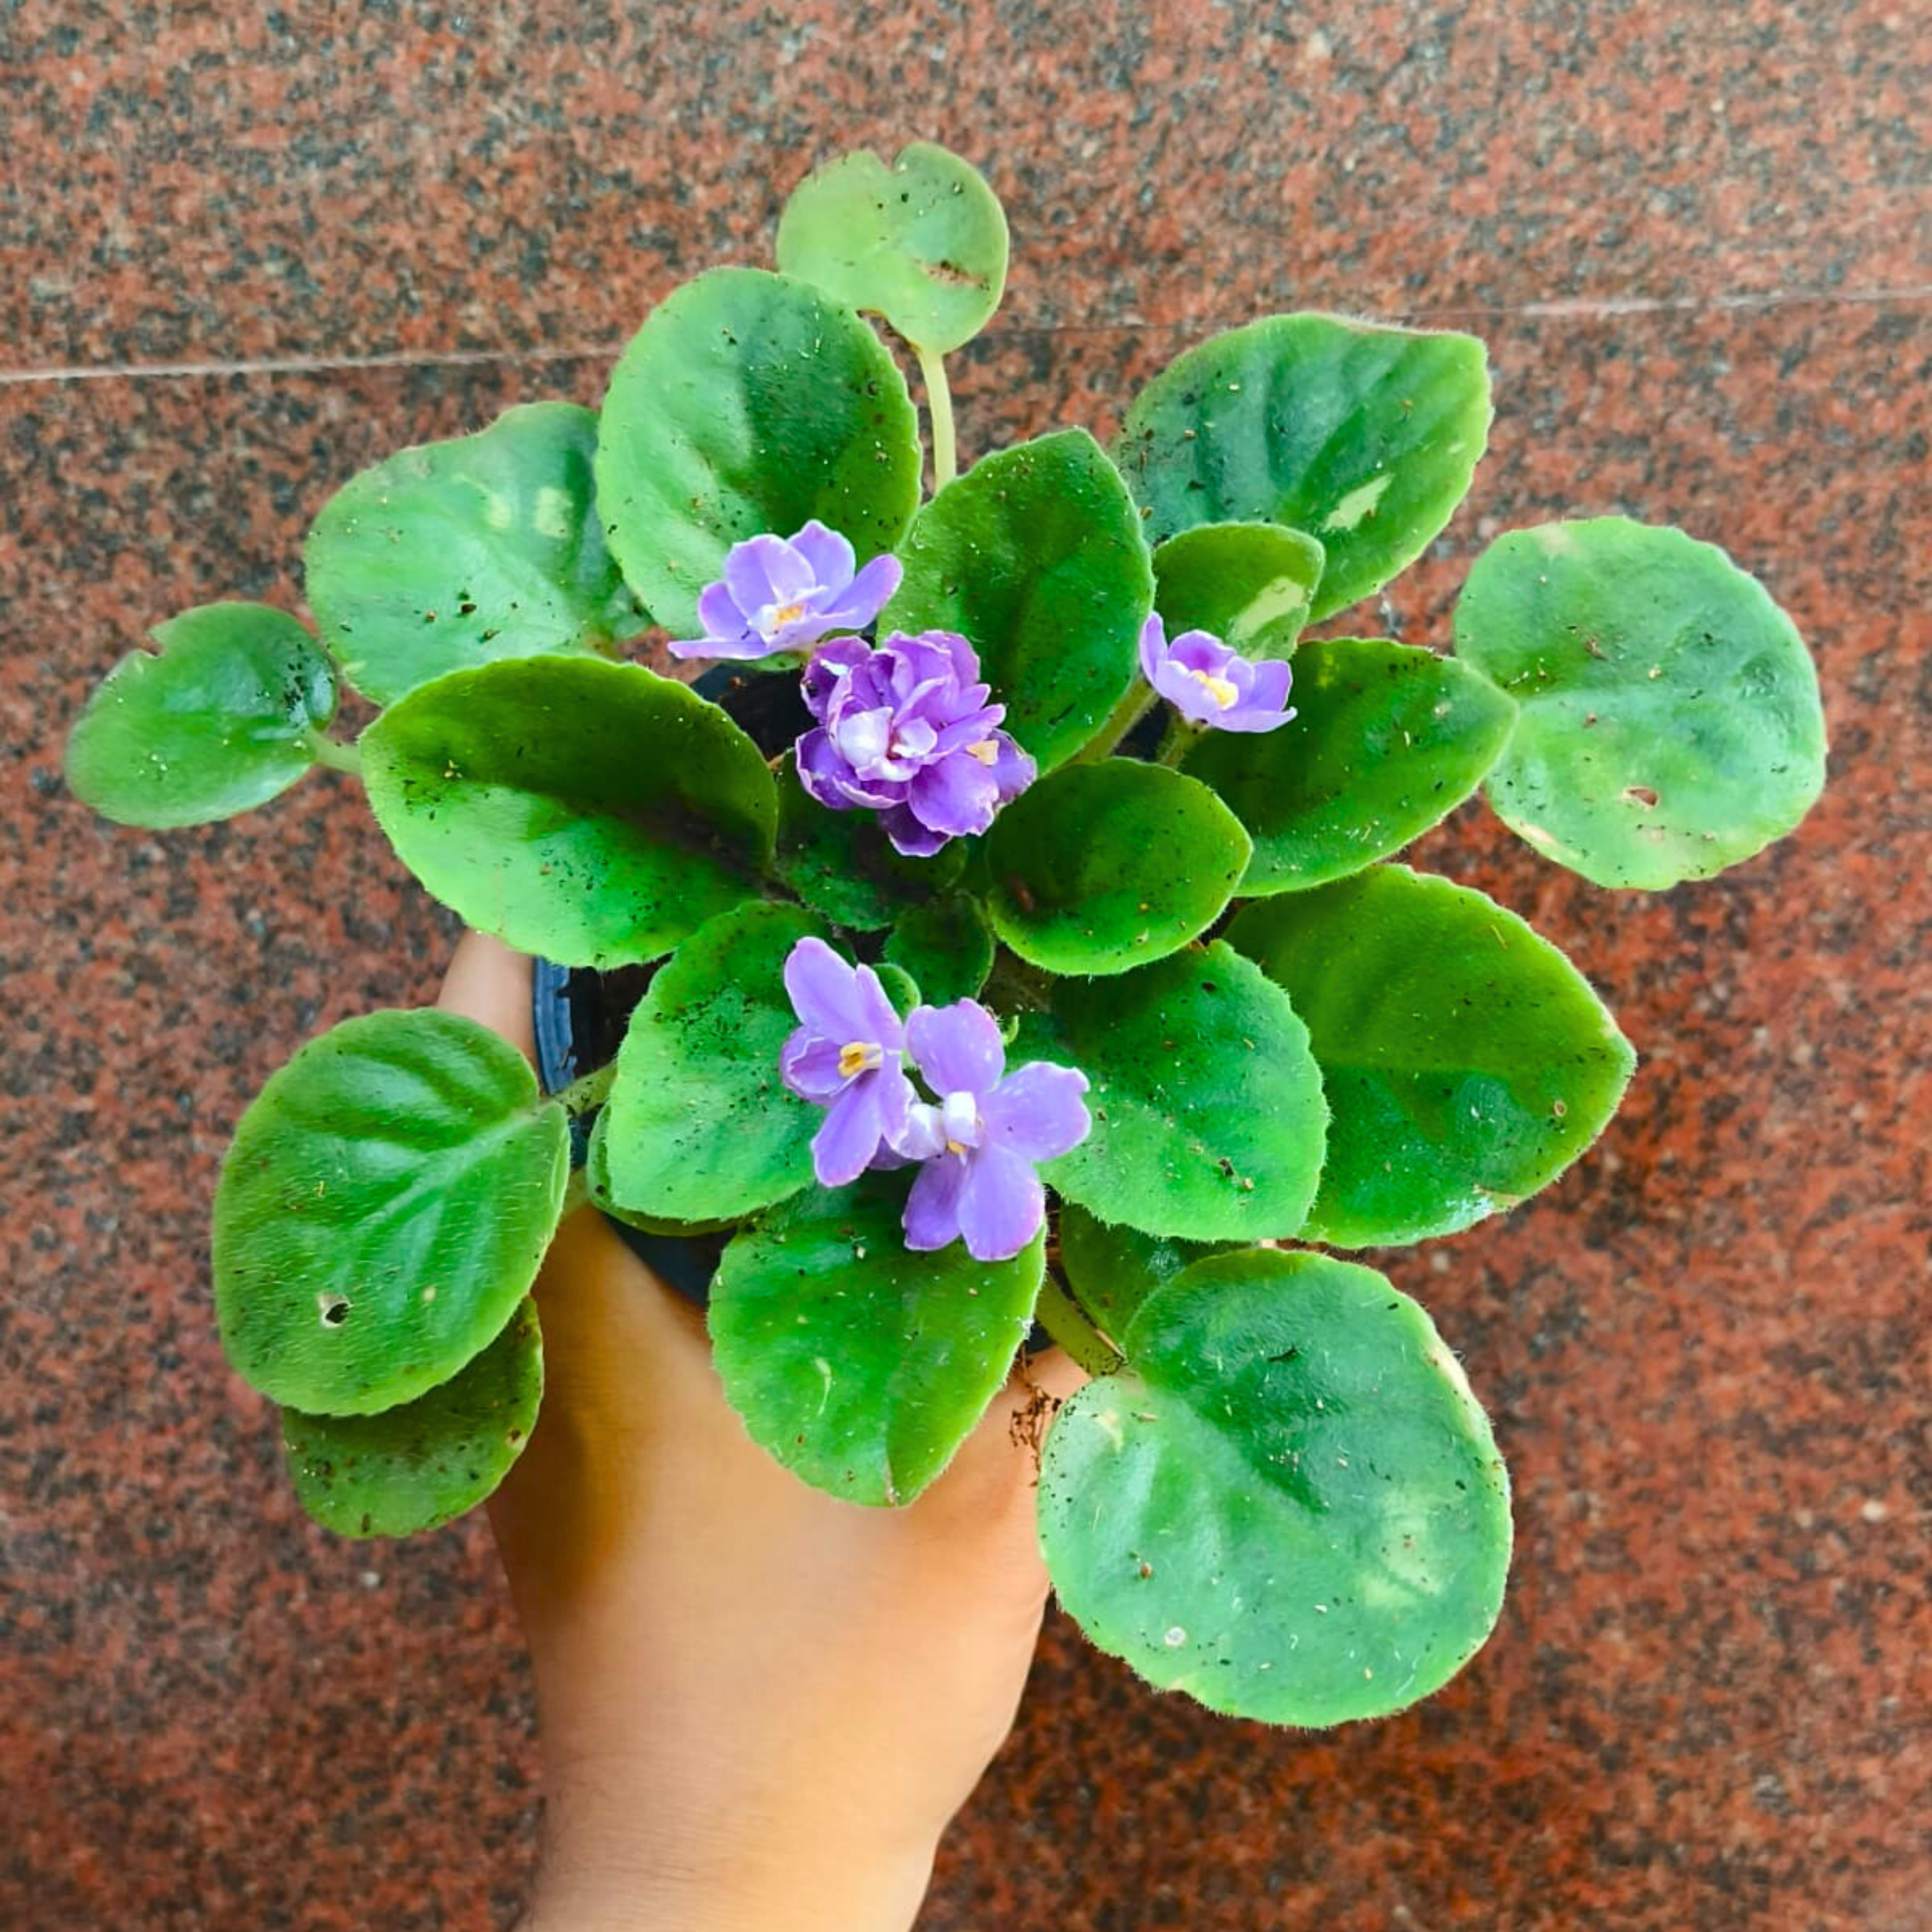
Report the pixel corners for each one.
[892,999,1091,1262]
[670,520,902,661]
[796,630,1036,857]
[779,938,915,1187]
[1140,614,1297,733]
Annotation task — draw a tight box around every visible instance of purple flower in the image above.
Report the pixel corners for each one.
[1140,614,1297,733]
[670,520,902,661]
[892,999,1091,1262]
[779,938,916,1187]
[796,630,1036,856]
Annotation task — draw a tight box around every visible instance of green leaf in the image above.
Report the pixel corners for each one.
[64,602,335,828]
[280,1297,543,1538]
[882,430,1154,771]
[1037,1249,1512,1726]
[594,267,922,638]
[1228,866,1635,1247]
[1182,638,1518,894]
[1025,942,1327,1242]
[586,1109,735,1237]
[776,142,1009,355]
[773,750,966,930]
[710,1174,1044,1506]
[1115,314,1491,622]
[982,760,1251,975]
[1054,1202,1234,1342]
[602,901,831,1223]
[883,893,995,1006]
[214,1010,569,1416]
[303,401,645,707]
[1152,521,1326,660]
[1453,518,1828,889]
[362,657,776,969]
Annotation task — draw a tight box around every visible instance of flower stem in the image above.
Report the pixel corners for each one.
[551,1060,617,1117]
[1069,682,1158,765]
[1153,716,1202,767]
[307,730,362,775]
[916,341,958,491]
[1034,1271,1124,1378]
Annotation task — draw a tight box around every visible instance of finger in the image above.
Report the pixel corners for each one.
[436,931,537,1062]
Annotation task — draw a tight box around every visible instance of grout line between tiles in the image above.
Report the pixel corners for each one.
[1,286,1926,388]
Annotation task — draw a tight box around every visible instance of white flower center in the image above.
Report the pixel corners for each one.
[757,590,821,639]
[941,1089,982,1156]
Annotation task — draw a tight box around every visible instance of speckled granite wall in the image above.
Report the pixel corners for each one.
[3,3,1926,1927]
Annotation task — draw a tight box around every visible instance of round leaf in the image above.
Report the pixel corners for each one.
[711,1174,1044,1505]
[1054,1202,1234,1344]
[1038,1249,1512,1726]
[982,760,1251,975]
[594,267,921,638]
[304,401,645,707]
[1152,521,1326,660]
[214,1010,569,1416]
[1182,638,1518,894]
[1228,866,1635,1247]
[64,602,335,828]
[601,901,831,1223]
[586,1109,735,1238]
[882,429,1154,771]
[1453,518,1827,889]
[776,142,1009,354]
[1114,314,1492,622]
[362,657,776,969]
[1025,942,1328,1242]
[882,893,994,1006]
[281,1297,543,1538]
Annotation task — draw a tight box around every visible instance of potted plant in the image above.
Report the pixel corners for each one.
[63,141,1825,1729]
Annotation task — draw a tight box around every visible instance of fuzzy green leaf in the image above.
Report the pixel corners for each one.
[710,1175,1044,1506]
[594,268,921,638]
[303,402,644,706]
[1229,866,1635,1247]
[1038,1249,1512,1725]
[64,602,335,828]
[983,760,1251,975]
[1115,314,1491,622]
[1182,638,1517,894]
[1025,942,1327,1242]
[883,893,995,1005]
[1054,1203,1235,1344]
[776,143,1008,354]
[362,657,776,969]
[1151,521,1326,660]
[214,1010,568,1416]
[882,429,1153,771]
[281,1297,543,1538]
[1454,518,1827,888]
[585,1109,737,1238]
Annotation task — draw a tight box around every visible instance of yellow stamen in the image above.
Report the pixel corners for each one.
[1191,669,1240,710]
[965,740,999,766]
[773,600,808,626]
[837,1040,883,1078]
[945,1138,969,1156]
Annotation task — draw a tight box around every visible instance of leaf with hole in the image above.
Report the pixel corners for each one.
[1229,865,1635,1246]
[601,901,833,1223]
[1152,521,1326,660]
[1453,518,1827,889]
[983,760,1251,975]
[1182,638,1516,894]
[1037,1248,1512,1725]
[710,1174,1044,1506]
[214,1009,568,1416]
[64,602,336,829]
[1023,942,1327,1242]
[281,1297,543,1538]
[362,657,776,969]
[776,142,1008,354]
[1115,313,1491,622]
[304,401,644,706]
[883,893,995,1005]
[882,430,1153,771]
[594,268,921,639]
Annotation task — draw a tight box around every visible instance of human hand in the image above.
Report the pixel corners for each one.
[438,933,1083,1932]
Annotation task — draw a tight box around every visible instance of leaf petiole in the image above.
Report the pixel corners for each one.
[306,729,363,776]
[915,340,958,491]
[550,1060,617,1119]
[1034,1270,1124,1378]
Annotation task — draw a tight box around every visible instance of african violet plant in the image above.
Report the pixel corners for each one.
[65,141,1826,1728]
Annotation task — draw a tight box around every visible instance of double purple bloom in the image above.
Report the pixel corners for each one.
[1140,614,1297,733]
[797,630,1035,857]
[779,941,1091,1262]
[671,520,901,662]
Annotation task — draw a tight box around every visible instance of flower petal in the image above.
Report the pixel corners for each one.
[902,1152,969,1251]
[783,937,867,1041]
[906,999,1006,1098]
[789,519,858,590]
[812,1079,887,1187]
[723,533,795,614]
[957,1142,1045,1262]
[1139,613,1168,684]
[907,750,1000,840]
[982,1061,1093,1161]
[877,803,948,856]
[780,1028,848,1103]
[819,551,902,627]
[852,963,906,1049]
